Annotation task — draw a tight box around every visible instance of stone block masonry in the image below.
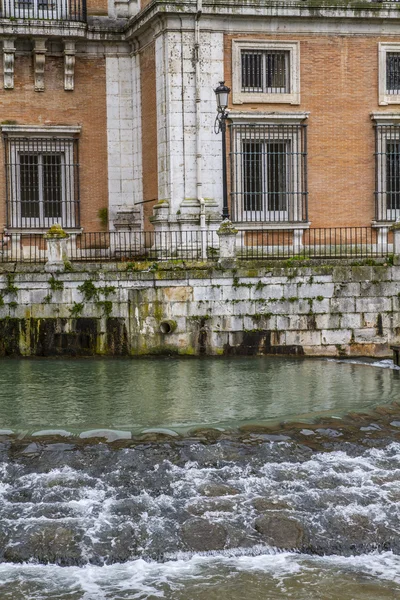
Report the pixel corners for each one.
[0,260,398,357]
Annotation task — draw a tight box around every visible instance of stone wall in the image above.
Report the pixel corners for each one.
[0,260,399,357]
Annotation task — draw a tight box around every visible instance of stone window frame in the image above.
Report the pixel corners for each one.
[232,40,300,106]
[371,113,400,224]
[378,42,400,106]
[228,111,309,229]
[1,124,81,233]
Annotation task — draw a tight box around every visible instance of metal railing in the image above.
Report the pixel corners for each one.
[66,230,219,262]
[0,227,392,264]
[0,0,86,21]
[237,227,392,260]
[0,233,47,263]
[0,230,220,263]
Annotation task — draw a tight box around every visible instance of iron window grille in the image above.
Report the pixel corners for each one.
[241,50,290,94]
[0,0,86,21]
[229,123,308,224]
[386,53,400,95]
[4,136,80,230]
[375,124,400,221]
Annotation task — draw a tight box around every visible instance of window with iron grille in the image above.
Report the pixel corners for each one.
[379,43,400,105]
[232,41,300,105]
[386,53,400,95]
[230,122,308,223]
[4,136,80,230]
[241,50,290,94]
[375,124,400,221]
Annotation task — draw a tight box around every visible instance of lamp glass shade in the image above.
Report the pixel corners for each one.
[214,81,230,112]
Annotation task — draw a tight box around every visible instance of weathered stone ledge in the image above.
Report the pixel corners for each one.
[0,261,398,356]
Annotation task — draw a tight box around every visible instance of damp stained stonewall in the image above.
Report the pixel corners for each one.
[0,355,399,599]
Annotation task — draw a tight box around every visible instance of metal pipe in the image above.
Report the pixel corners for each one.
[221,115,229,220]
[195,0,203,210]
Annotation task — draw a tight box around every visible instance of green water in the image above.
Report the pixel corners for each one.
[0,356,398,435]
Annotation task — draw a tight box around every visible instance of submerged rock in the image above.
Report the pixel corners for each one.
[252,497,292,512]
[254,514,304,549]
[199,483,240,497]
[187,498,237,516]
[4,525,83,566]
[181,518,227,551]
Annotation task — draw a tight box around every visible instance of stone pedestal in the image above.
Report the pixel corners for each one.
[217,220,238,266]
[112,209,143,258]
[377,226,389,254]
[44,225,69,272]
[293,229,304,254]
[391,223,400,257]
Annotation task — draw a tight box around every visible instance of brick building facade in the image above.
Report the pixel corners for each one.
[2,0,400,248]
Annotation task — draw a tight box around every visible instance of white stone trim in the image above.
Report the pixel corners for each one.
[229,111,309,124]
[232,39,300,106]
[5,228,83,234]
[3,38,15,90]
[1,125,81,135]
[64,40,76,91]
[371,112,400,124]
[235,222,310,231]
[378,43,400,106]
[33,38,47,92]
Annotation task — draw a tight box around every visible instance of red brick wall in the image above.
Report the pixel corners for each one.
[140,42,158,229]
[224,34,400,227]
[0,53,108,232]
[86,0,108,16]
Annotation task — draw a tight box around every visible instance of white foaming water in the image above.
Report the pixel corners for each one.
[1,441,400,597]
[0,550,399,599]
[329,357,400,371]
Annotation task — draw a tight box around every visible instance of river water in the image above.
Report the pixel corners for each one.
[0,357,399,598]
[0,356,399,435]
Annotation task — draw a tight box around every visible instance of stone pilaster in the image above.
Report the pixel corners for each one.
[3,38,15,90]
[64,41,76,91]
[33,39,47,92]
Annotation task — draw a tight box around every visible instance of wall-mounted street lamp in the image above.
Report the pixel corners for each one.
[214,81,231,221]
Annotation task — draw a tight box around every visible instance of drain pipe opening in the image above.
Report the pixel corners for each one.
[160,320,177,334]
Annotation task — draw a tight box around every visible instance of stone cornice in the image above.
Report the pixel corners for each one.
[1,124,82,135]
[228,110,309,123]
[123,0,400,43]
[0,19,87,38]
[2,1,400,46]
[371,112,400,124]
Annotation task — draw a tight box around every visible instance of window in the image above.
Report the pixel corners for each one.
[374,122,400,221]
[3,130,80,230]
[386,53,400,95]
[378,43,400,105]
[241,50,290,94]
[232,41,300,105]
[230,120,308,223]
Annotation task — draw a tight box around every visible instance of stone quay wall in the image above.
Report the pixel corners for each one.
[0,260,399,357]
